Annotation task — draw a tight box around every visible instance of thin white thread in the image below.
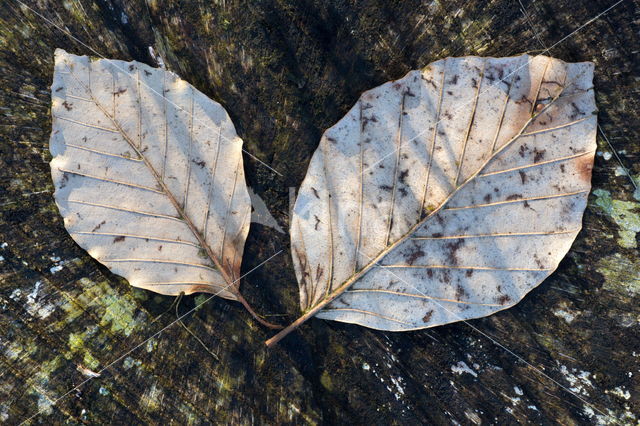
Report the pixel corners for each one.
[19,250,282,424]
[598,124,637,189]
[12,0,283,177]
[362,0,626,173]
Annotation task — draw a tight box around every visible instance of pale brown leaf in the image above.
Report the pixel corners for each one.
[50,49,250,300]
[268,54,596,344]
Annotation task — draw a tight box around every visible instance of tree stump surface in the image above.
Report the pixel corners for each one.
[0,0,638,424]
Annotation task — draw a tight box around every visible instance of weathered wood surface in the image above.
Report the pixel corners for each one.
[0,0,638,424]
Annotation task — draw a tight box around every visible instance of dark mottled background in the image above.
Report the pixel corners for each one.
[0,0,638,424]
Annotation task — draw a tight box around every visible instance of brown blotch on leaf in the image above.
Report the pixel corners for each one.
[506,194,522,201]
[423,310,434,323]
[113,236,126,243]
[576,154,594,181]
[62,101,73,111]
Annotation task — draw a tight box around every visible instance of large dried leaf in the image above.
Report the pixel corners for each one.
[269,54,596,344]
[50,49,250,301]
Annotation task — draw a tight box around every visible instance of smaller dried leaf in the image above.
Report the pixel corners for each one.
[50,49,250,301]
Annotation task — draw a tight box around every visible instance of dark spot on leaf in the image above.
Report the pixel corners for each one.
[62,101,73,111]
[113,88,127,96]
[455,285,468,301]
[158,245,162,251]
[497,294,511,305]
[570,102,585,119]
[314,215,321,230]
[421,75,437,88]
[91,220,106,232]
[380,185,393,192]
[399,169,409,183]
[484,193,492,203]
[516,95,532,105]
[311,187,320,199]
[55,86,63,92]
[406,246,425,265]
[193,159,206,168]
[506,194,522,201]
[519,170,527,184]
[466,269,474,277]
[315,264,323,281]
[445,238,464,265]
[448,75,458,85]
[59,172,68,189]
[423,310,434,323]
[144,70,152,76]
[113,236,125,243]
[533,148,546,163]
[519,144,527,158]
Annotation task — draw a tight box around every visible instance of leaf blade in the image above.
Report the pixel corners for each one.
[273,54,596,343]
[50,49,251,299]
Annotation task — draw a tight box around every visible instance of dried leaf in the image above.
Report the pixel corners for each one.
[268,54,596,345]
[50,49,276,326]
